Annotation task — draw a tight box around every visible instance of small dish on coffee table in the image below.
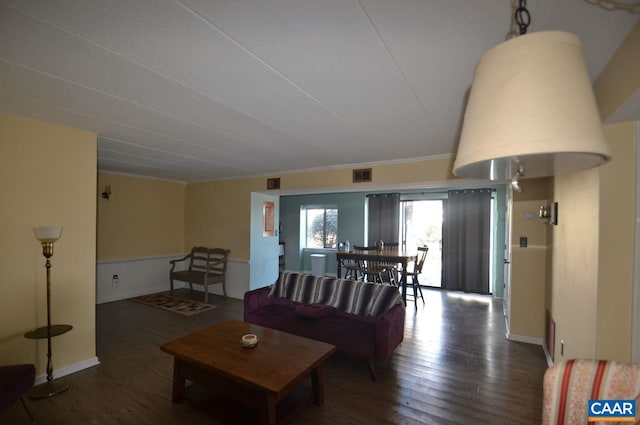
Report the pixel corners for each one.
[241,333,258,348]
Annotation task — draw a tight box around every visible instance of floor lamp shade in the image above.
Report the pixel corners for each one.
[33,226,63,243]
[453,31,611,180]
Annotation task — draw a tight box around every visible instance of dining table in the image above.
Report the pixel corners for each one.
[336,249,418,306]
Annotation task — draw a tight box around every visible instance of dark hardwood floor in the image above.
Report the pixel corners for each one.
[1,288,548,425]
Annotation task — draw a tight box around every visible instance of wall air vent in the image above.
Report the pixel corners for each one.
[352,168,372,183]
[266,177,281,190]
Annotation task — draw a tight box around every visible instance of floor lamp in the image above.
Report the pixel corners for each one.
[26,226,72,399]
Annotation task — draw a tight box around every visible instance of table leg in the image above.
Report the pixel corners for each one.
[260,392,278,425]
[171,358,186,403]
[400,260,407,306]
[311,366,325,405]
[337,258,343,279]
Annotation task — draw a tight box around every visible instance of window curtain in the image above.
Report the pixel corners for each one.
[367,193,400,245]
[442,189,491,294]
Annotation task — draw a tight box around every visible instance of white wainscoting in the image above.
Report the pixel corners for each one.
[96,255,250,304]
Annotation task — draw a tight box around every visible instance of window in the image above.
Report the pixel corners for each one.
[304,207,338,248]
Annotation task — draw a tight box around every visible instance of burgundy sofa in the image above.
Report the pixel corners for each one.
[244,272,405,380]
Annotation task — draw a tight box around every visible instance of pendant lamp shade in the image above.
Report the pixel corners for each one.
[453,31,611,180]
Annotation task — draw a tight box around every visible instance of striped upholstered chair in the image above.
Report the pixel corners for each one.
[542,359,640,425]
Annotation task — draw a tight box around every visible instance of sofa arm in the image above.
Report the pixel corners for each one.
[374,303,405,362]
[243,286,272,320]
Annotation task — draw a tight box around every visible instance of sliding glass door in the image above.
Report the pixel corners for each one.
[400,200,443,288]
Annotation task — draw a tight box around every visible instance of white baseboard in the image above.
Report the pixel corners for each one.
[506,331,544,346]
[542,343,554,366]
[35,356,100,385]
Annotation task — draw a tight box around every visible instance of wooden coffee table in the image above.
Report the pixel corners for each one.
[160,320,336,425]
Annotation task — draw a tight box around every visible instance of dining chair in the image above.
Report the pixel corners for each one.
[403,245,428,308]
[354,245,396,285]
[340,253,361,280]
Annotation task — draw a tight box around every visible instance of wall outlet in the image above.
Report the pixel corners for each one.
[519,236,528,248]
[112,274,119,288]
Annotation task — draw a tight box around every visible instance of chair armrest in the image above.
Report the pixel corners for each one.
[169,253,192,272]
[170,253,192,265]
[374,303,405,362]
[243,286,272,318]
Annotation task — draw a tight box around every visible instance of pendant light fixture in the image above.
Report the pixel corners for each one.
[453,0,611,181]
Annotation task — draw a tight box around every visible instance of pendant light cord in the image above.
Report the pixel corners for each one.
[515,0,531,35]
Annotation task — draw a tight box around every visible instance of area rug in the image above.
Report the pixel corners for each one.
[130,293,216,316]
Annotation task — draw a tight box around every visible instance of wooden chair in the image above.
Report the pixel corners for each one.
[380,242,400,283]
[403,245,428,308]
[340,254,361,280]
[354,245,396,286]
[342,260,361,280]
[170,247,230,303]
[0,364,35,422]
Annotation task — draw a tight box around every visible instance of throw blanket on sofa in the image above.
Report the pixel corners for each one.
[268,271,402,317]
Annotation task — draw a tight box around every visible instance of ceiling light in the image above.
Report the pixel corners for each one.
[511,163,524,192]
[453,1,611,181]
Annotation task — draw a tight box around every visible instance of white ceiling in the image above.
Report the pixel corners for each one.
[0,1,637,182]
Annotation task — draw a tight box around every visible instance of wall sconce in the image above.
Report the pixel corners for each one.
[539,202,558,225]
[101,185,111,200]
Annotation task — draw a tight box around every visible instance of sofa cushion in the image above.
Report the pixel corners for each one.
[268,272,402,317]
[295,303,336,319]
[246,303,376,360]
[290,275,322,304]
[268,271,298,298]
[367,284,404,317]
[313,277,340,305]
[268,271,320,303]
[330,279,373,315]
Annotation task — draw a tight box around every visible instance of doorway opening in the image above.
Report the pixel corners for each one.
[400,200,443,288]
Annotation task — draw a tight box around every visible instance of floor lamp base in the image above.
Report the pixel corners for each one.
[28,379,70,399]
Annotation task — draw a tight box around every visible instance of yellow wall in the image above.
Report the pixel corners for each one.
[0,113,97,374]
[552,167,600,360]
[550,122,637,363]
[595,122,637,361]
[594,21,640,121]
[510,199,550,340]
[185,156,457,260]
[545,20,640,363]
[274,156,457,191]
[97,172,185,260]
[186,177,262,260]
[509,178,553,340]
